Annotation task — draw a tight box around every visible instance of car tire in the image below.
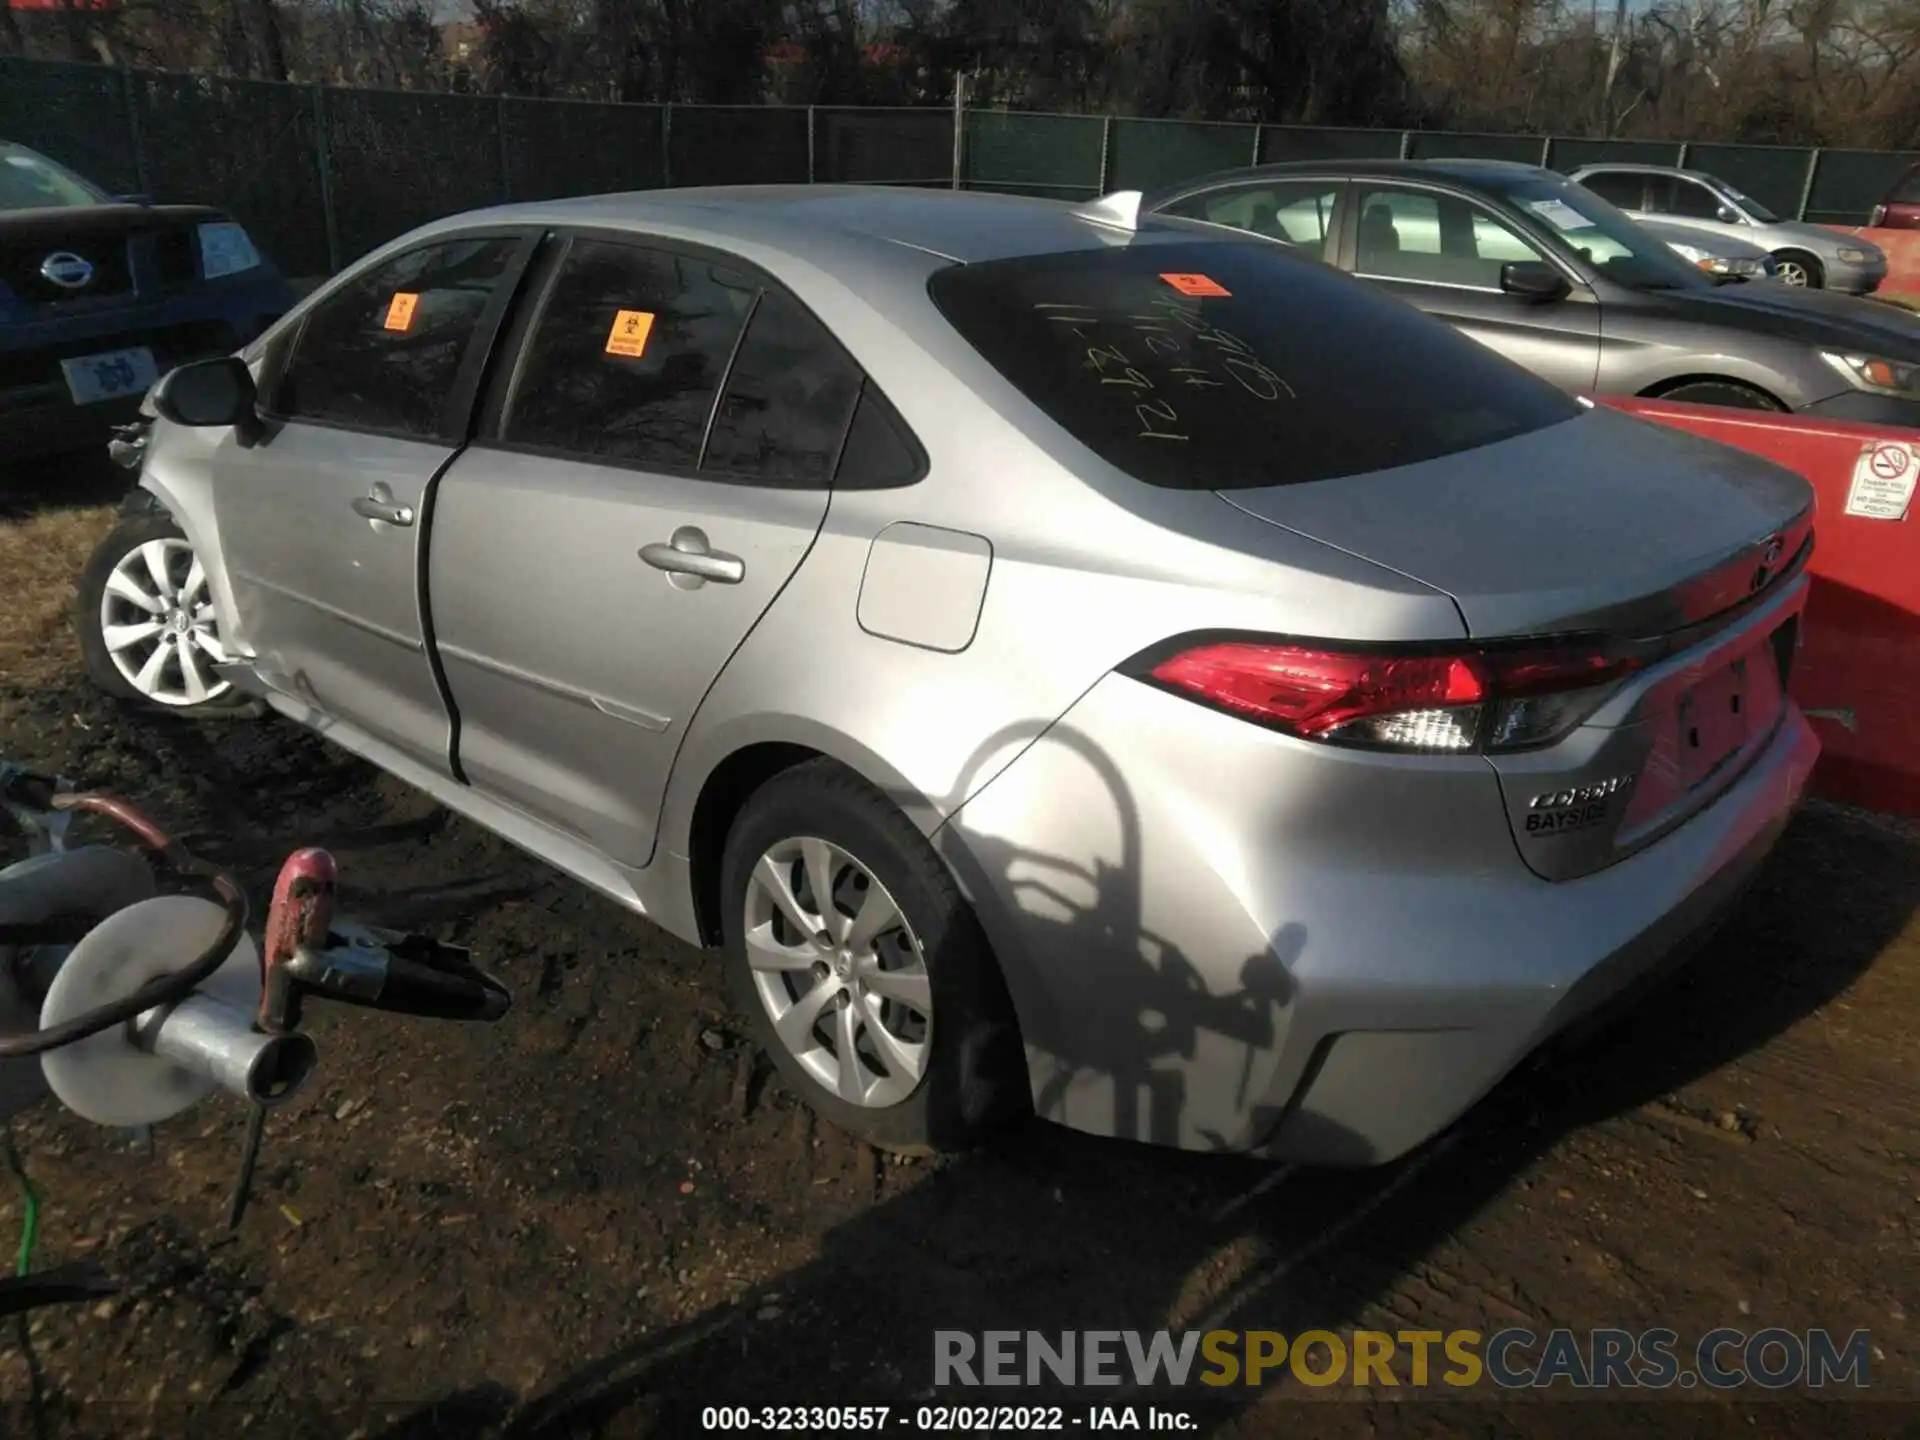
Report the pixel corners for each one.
[1653,381,1788,413]
[1771,251,1824,289]
[719,758,1029,1154]
[76,512,247,714]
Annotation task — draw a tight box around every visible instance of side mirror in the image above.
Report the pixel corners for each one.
[150,357,261,444]
[1716,205,1742,225]
[1500,260,1571,303]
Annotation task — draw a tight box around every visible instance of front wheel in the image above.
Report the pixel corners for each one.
[1771,251,1825,289]
[1653,380,1788,413]
[719,759,1028,1154]
[76,512,239,712]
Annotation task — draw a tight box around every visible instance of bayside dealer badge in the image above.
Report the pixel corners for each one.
[1844,439,1918,521]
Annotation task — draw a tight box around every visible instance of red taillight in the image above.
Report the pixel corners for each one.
[1145,639,1645,752]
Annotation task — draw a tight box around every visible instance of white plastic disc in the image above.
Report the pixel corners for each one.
[40,894,261,1127]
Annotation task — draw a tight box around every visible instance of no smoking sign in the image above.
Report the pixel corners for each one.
[1845,440,1918,520]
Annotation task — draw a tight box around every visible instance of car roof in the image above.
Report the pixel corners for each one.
[414,184,1207,267]
[1143,157,1570,199]
[1567,162,1721,183]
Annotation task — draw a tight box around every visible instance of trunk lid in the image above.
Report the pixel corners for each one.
[1218,404,1815,881]
[1217,405,1811,641]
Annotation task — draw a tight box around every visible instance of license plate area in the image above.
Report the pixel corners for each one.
[59,347,158,405]
[1618,624,1788,836]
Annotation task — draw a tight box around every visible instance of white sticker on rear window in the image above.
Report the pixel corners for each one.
[1845,440,1917,520]
[1526,198,1595,231]
[3,156,35,169]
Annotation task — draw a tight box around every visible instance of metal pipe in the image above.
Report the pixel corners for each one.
[132,995,317,1108]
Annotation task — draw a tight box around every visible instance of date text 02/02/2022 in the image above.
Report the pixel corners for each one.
[700,1405,1195,1431]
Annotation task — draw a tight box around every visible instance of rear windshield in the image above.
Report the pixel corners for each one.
[1891,169,1920,204]
[927,239,1578,490]
[0,146,105,211]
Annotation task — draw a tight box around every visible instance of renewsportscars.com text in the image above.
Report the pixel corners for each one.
[934,1327,1873,1390]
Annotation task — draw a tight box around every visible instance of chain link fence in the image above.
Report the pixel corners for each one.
[5,57,1916,281]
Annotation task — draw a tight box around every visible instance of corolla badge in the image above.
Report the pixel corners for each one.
[39,251,95,289]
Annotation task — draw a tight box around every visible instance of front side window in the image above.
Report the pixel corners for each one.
[501,239,757,469]
[1353,187,1548,290]
[1475,171,1710,291]
[1161,181,1340,250]
[1654,176,1727,221]
[275,236,520,438]
[927,238,1578,491]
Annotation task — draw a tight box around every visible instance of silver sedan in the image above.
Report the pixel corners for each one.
[1568,163,1887,292]
[87,185,1818,1164]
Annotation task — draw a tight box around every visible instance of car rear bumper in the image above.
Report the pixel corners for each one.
[940,674,1818,1164]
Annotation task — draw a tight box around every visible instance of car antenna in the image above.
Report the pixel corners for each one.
[1074,190,1143,232]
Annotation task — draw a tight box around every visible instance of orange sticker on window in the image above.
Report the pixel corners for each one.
[606,309,655,357]
[1160,272,1230,297]
[384,292,419,331]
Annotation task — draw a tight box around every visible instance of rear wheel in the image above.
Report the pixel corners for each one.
[1771,251,1824,289]
[1653,380,1788,413]
[76,512,240,712]
[719,759,1027,1154]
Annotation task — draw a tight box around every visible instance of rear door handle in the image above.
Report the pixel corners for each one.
[640,527,744,587]
[351,485,414,528]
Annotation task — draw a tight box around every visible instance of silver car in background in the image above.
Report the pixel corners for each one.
[89,186,1817,1165]
[1568,163,1886,292]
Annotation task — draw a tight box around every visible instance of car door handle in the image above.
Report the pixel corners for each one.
[351,493,414,527]
[640,528,744,587]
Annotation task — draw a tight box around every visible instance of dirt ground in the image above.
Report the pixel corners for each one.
[0,460,1914,1439]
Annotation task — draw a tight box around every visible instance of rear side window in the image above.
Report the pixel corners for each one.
[1160,180,1339,249]
[834,384,924,489]
[275,236,519,438]
[703,290,863,486]
[927,239,1577,490]
[502,238,758,469]
[1575,171,1646,209]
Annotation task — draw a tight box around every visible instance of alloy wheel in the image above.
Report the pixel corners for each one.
[1775,259,1810,287]
[98,538,231,707]
[742,836,932,1108]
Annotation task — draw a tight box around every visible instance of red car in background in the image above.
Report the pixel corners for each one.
[1870,163,1920,228]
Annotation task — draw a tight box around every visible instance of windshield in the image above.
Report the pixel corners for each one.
[0,146,107,211]
[1720,184,1777,223]
[1480,171,1710,291]
[927,238,1578,491]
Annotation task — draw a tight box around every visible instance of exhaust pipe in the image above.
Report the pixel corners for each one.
[130,995,317,1108]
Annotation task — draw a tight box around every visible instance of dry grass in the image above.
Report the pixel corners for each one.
[0,503,116,692]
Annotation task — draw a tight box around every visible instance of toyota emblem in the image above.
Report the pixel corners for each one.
[1760,535,1785,566]
[38,251,94,290]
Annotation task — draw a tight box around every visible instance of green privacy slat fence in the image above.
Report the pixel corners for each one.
[1107,117,1257,192]
[1258,126,1405,164]
[7,58,1920,279]
[962,110,1105,198]
[501,96,666,205]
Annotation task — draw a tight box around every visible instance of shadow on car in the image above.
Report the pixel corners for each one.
[351,727,1919,1439]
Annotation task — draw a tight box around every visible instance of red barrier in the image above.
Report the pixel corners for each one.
[1599,396,1920,818]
